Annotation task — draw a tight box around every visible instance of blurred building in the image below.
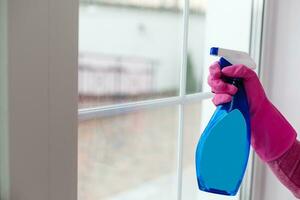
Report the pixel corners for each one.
[79,52,155,107]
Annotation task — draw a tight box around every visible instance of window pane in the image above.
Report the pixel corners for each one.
[186,0,253,94]
[186,0,207,94]
[79,2,184,108]
[182,100,239,200]
[78,106,179,200]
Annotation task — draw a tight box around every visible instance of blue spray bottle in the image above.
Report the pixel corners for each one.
[195,47,257,196]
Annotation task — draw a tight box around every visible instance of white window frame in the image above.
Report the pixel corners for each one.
[0,0,264,199]
[0,0,78,199]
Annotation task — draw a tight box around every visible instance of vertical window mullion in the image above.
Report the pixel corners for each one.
[177,0,190,199]
[240,0,265,200]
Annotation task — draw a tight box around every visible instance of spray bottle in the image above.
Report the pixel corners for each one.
[195,47,256,196]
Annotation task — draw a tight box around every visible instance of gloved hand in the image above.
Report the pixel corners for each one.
[208,62,297,162]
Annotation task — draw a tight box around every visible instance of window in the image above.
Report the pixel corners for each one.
[78,0,263,200]
[0,0,263,199]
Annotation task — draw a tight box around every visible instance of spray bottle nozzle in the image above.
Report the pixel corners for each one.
[210,47,257,69]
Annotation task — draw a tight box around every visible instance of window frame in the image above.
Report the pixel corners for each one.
[0,0,78,199]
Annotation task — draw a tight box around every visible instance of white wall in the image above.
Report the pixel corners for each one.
[254,0,300,199]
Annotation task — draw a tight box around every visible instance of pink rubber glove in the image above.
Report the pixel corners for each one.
[208,62,297,162]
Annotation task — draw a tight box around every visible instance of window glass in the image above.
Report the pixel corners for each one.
[79,1,185,108]
[78,106,178,200]
[186,1,207,94]
[78,0,257,200]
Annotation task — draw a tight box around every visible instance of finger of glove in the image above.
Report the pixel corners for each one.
[209,61,222,79]
[212,94,233,106]
[208,77,238,95]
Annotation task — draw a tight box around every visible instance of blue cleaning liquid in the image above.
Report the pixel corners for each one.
[195,57,251,196]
